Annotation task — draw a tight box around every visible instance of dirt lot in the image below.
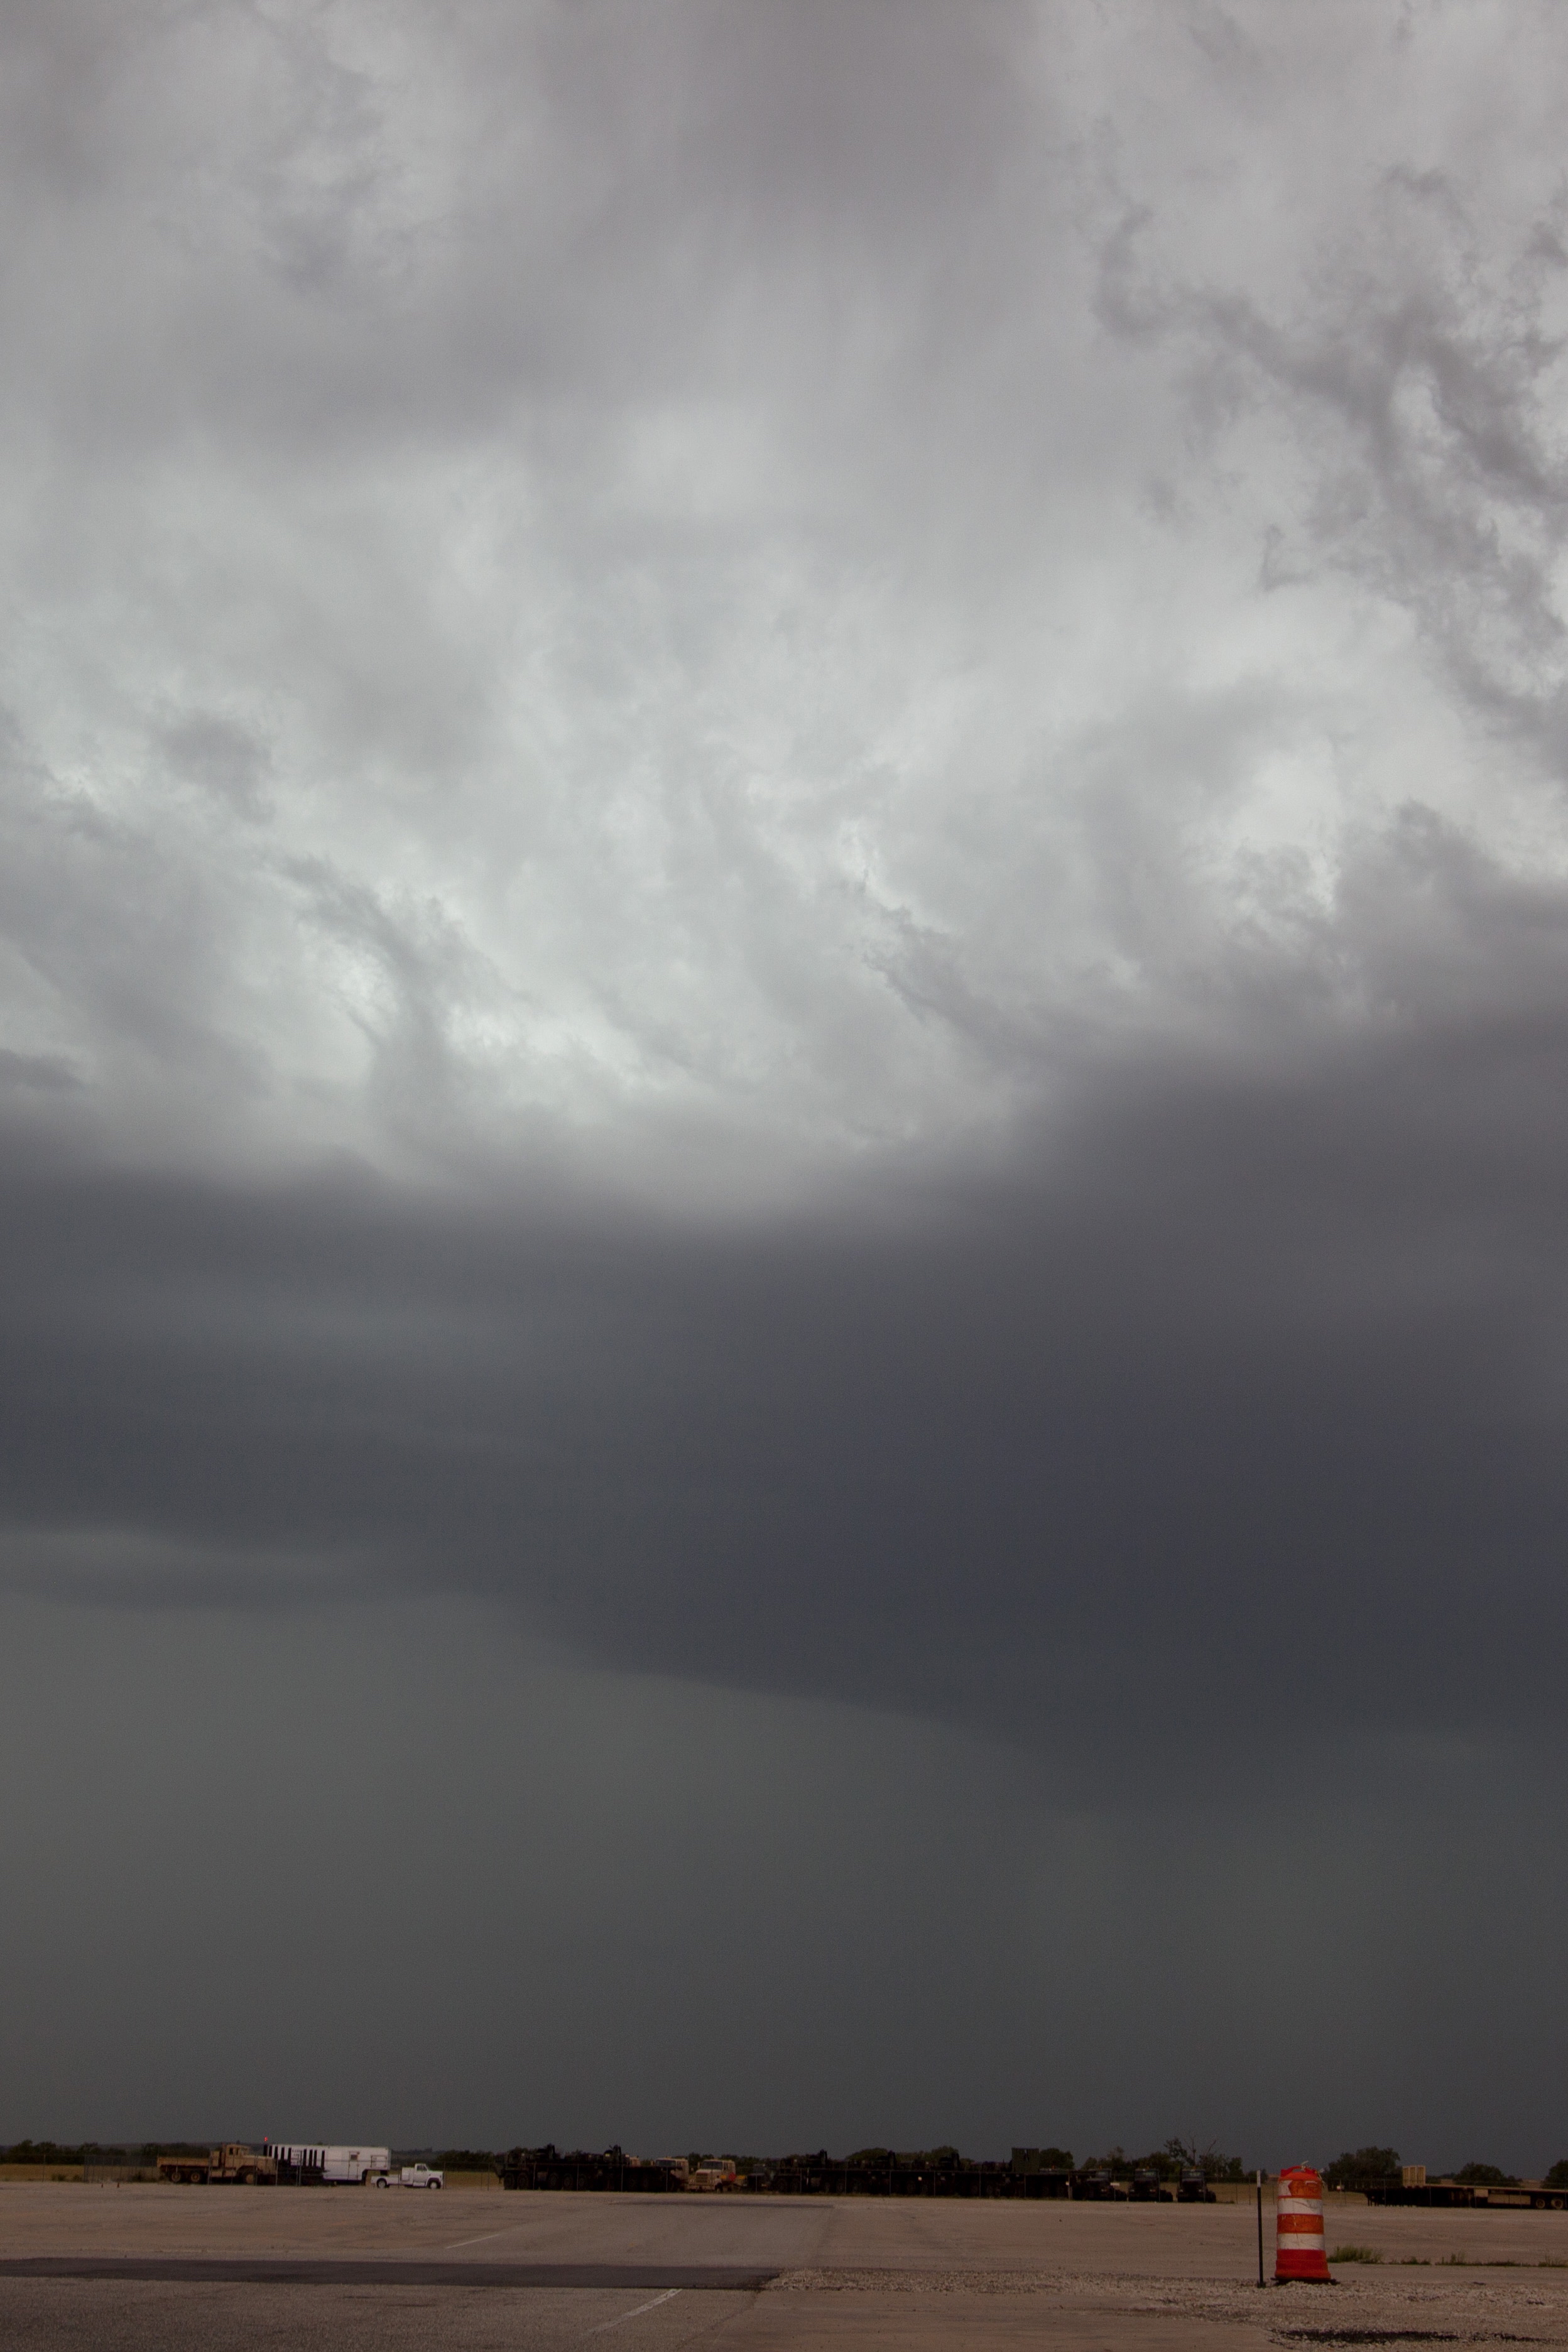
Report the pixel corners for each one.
[5,2180,1568,2349]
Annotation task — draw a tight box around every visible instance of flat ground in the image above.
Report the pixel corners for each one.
[5,2180,1568,2350]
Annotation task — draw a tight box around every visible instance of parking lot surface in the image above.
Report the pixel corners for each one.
[6,2182,1568,2348]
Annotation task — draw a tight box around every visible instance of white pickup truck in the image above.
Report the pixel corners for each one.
[392,2164,444,2189]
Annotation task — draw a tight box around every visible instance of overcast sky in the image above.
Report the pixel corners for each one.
[5,0,1568,2173]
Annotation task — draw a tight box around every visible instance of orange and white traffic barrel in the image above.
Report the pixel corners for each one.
[1275,2165,1331,2282]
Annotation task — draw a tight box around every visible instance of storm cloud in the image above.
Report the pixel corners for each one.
[5,0,1568,2165]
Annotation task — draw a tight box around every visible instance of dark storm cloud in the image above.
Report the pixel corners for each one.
[5,812,1567,1783]
[7,1,1568,2160]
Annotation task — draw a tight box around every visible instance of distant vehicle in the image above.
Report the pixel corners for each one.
[1131,2168,1163,2201]
[387,2164,444,2189]
[158,2145,276,2186]
[268,2142,391,2185]
[1178,2167,1216,2203]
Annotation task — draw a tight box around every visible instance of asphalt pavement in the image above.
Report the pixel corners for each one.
[6,2181,1568,2349]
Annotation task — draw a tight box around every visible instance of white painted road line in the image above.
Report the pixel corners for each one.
[587,2289,682,2333]
[444,2225,530,2250]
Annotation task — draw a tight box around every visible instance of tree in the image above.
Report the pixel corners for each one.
[1165,2137,1246,2182]
[1546,2160,1568,2190]
[1324,2148,1400,2190]
[1454,2162,1518,2186]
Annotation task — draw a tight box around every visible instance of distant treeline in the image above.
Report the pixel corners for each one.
[1,2142,205,2165]
[2,2142,498,2168]
[686,2138,1248,2180]
[0,2137,1247,2179]
[1324,2147,1568,2191]
[16,2137,1565,2185]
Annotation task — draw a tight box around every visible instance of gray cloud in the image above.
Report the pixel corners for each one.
[5,810,1568,1783]
[5,0,1568,2158]
[0,1,1562,1187]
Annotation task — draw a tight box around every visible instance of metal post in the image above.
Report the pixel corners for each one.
[1257,2169,1265,2287]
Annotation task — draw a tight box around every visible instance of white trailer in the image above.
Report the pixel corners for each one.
[269,2142,391,2185]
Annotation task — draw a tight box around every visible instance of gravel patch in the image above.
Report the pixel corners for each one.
[766,2267,1568,2343]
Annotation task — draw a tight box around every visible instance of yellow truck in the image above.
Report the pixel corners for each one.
[158,2144,277,2186]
